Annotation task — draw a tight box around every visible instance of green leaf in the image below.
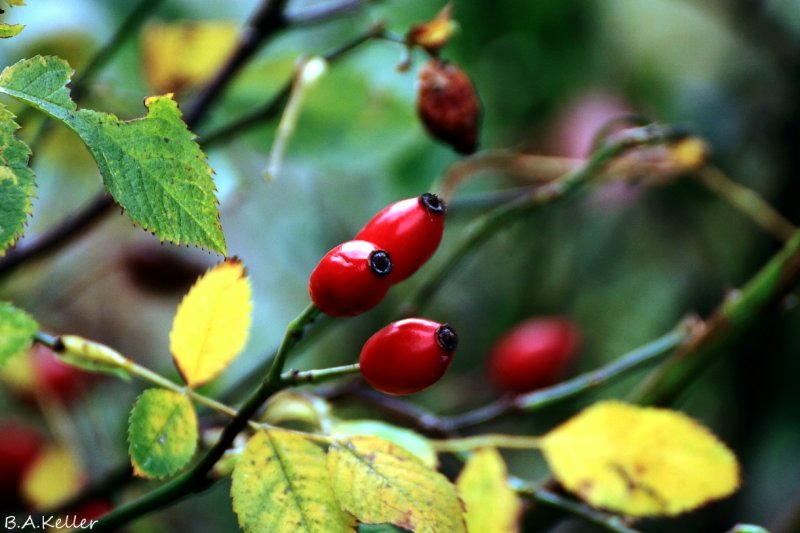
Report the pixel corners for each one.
[128,388,198,479]
[328,436,466,533]
[231,429,355,533]
[0,105,34,255]
[331,420,437,468]
[0,56,226,254]
[0,301,37,365]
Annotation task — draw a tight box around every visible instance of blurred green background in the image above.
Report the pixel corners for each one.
[0,0,799,531]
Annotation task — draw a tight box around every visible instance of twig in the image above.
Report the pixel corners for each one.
[181,0,290,127]
[429,433,541,452]
[400,125,676,317]
[200,21,386,149]
[0,0,374,279]
[696,165,796,242]
[631,229,800,406]
[520,485,641,533]
[281,363,360,386]
[92,304,320,531]
[443,325,683,429]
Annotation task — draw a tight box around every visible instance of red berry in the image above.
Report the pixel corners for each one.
[417,59,481,154]
[0,420,43,507]
[309,240,393,317]
[355,193,446,283]
[32,345,87,403]
[359,318,458,395]
[488,317,581,394]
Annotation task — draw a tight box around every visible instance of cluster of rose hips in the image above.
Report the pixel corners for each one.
[307,193,583,397]
[308,193,457,395]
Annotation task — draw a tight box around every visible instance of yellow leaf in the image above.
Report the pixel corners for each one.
[328,436,466,533]
[457,448,521,533]
[231,429,355,533]
[170,259,252,387]
[406,4,458,54]
[540,400,740,517]
[141,20,238,94]
[21,446,83,510]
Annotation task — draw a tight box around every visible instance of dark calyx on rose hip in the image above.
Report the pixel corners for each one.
[359,318,458,395]
[355,193,446,283]
[309,240,394,317]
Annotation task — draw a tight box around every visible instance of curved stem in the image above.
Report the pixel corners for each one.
[430,433,541,452]
[696,166,797,242]
[632,229,800,406]
[92,304,320,531]
[401,125,673,317]
[516,484,641,533]
[200,21,386,149]
[281,363,360,386]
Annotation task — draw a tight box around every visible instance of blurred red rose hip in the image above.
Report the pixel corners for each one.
[488,317,581,394]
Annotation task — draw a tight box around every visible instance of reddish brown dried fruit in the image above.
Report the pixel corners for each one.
[417,59,481,155]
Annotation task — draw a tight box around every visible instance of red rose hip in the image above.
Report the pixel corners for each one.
[355,193,446,283]
[359,318,458,395]
[488,317,581,394]
[309,240,393,317]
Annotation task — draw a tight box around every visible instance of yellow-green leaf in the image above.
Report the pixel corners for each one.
[21,445,82,510]
[328,436,465,533]
[231,429,355,533]
[141,20,238,94]
[0,301,37,365]
[128,388,198,479]
[0,24,23,38]
[457,448,521,533]
[331,420,437,468]
[0,0,25,38]
[0,56,226,253]
[540,400,740,517]
[262,390,333,431]
[170,259,252,387]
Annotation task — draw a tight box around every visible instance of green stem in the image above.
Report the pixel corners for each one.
[408,326,685,432]
[281,363,360,386]
[401,125,673,316]
[92,303,320,532]
[516,484,641,533]
[696,166,796,242]
[632,230,800,406]
[200,21,386,148]
[516,327,687,410]
[430,434,541,452]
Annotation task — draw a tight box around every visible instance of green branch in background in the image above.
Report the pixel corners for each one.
[632,228,800,406]
[402,124,679,316]
[517,483,642,533]
[440,326,688,431]
[696,166,797,242]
